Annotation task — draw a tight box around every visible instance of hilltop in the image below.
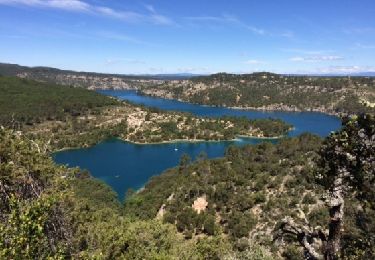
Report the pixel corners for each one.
[140,72,375,115]
[1,63,374,116]
[0,63,198,89]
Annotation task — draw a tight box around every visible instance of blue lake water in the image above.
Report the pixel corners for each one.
[98,90,341,137]
[53,90,342,199]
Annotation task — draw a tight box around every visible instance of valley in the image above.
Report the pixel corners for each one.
[2,63,373,117]
[1,0,375,258]
[0,76,291,152]
[0,70,373,259]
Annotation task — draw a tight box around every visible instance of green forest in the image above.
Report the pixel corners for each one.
[0,76,291,151]
[1,114,374,259]
[2,63,374,116]
[1,0,374,257]
[0,76,119,127]
[0,74,374,259]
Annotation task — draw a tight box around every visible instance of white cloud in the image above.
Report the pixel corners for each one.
[95,31,147,45]
[46,0,89,11]
[281,48,333,55]
[290,55,344,62]
[144,4,155,13]
[290,66,375,75]
[176,67,210,73]
[185,15,265,35]
[0,0,90,11]
[314,66,375,74]
[143,4,176,25]
[142,66,211,74]
[0,0,175,25]
[94,7,143,22]
[244,59,265,65]
[184,15,297,37]
[289,57,304,62]
[150,14,175,25]
[148,67,165,73]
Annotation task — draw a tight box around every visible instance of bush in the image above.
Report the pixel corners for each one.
[227,211,257,239]
[302,192,317,204]
[308,207,329,227]
[282,245,303,260]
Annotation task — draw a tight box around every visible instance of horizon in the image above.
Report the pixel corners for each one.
[1,0,375,75]
[3,61,375,77]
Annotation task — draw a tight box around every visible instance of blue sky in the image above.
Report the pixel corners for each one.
[0,0,375,74]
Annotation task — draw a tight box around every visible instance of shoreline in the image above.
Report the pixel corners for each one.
[119,132,287,145]
[52,134,287,153]
[136,91,343,117]
[53,146,84,153]
[226,105,341,117]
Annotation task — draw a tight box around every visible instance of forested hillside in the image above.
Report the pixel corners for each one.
[2,63,374,116]
[0,76,119,127]
[1,114,373,259]
[0,73,373,259]
[124,129,374,258]
[140,72,375,115]
[0,76,291,150]
[0,63,164,89]
[0,127,276,259]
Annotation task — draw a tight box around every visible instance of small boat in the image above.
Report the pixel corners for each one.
[115,175,120,178]
[174,144,178,151]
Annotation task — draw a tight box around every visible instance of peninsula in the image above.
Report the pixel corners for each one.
[0,76,291,151]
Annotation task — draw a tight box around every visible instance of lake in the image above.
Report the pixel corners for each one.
[53,90,342,199]
[98,90,342,137]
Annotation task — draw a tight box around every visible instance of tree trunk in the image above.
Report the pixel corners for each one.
[325,168,346,260]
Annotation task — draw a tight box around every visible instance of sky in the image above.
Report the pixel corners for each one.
[0,0,375,75]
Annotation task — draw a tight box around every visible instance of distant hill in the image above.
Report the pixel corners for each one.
[0,75,119,127]
[0,63,198,88]
[286,72,375,77]
[139,72,375,115]
[348,72,375,77]
[0,63,141,89]
[1,62,374,115]
[133,73,204,80]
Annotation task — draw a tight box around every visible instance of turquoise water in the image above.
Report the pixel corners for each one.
[98,90,341,137]
[53,90,342,199]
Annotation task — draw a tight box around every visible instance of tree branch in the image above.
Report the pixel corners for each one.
[277,216,324,260]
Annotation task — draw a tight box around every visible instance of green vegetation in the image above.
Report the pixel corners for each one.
[0,76,291,151]
[124,115,375,258]
[0,128,71,258]
[0,114,373,258]
[0,128,275,259]
[124,133,323,241]
[0,76,130,150]
[0,76,119,128]
[3,62,374,116]
[0,62,159,89]
[141,72,375,115]
[1,73,373,258]
[126,115,291,144]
